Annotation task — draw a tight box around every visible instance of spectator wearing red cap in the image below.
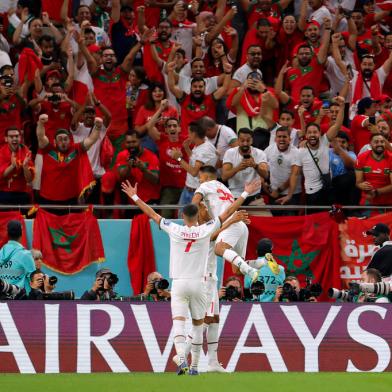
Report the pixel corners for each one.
[298,0,332,33]
[355,133,392,208]
[242,0,285,30]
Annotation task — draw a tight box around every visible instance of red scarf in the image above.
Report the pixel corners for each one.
[227,87,262,117]
[352,71,381,103]
[18,48,43,84]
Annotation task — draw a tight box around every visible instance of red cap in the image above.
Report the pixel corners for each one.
[379,94,392,104]
[46,69,61,80]
[306,20,321,30]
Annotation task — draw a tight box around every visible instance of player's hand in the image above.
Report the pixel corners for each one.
[38,114,49,124]
[121,180,138,198]
[231,210,250,225]
[244,179,262,195]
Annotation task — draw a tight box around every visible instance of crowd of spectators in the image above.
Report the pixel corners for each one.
[1,0,392,217]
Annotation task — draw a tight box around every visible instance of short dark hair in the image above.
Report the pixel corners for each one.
[191,57,204,65]
[370,132,384,141]
[159,18,172,27]
[364,268,382,282]
[55,128,71,138]
[284,276,299,284]
[0,65,14,76]
[130,66,146,82]
[300,85,315,94]
[238,128,253,137]
[191,76,206,86]
[336,131,349,141]
[224,275,242,288]
[30,269,43,282]
[7,220,22,240]
[351,8,365,15]
[175,48,186,58]
[182,204,199,219]
[37,35,54,46]
[83,27,96,36]
[28,17,41,30]
[164,117,179,127]
[125,129,140,138]
[247,44,262,53]
[275,126,290,136]
[189,121,206,139]
[5,126,20,136]
[297,44,312,52]
[280,109,294,118]
[198,116,216,130]
[361,54,375,62]
[199,165,218,176]
[257,18,271,28]
[256,238,273,257]
[305,122,320,133]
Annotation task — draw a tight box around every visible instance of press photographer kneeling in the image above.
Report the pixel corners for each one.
[81,268,119,300]
[138,272,171,301]
[28,270,74,300]
[274,276,322,302]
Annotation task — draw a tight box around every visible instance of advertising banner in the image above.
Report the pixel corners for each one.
[0,302,391,373]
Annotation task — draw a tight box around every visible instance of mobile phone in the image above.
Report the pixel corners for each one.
[322,100,330,109]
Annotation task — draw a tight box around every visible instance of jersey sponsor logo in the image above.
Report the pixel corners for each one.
[206,220,215,226]
[217,189,234,202]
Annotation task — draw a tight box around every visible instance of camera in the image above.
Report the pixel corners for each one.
[249,280,265,296]
[299,282,322,302]
[150,278,169,294]
[47,275,58,285]
[279,282,298,301]
[42,290,75,300]
[243,154,251,159]
[48,94,61,103]
[1,76,13,88]
[103,273,119,287]
[224,285,242,300]
[0,279,25,299]
[357,281,391,296]
[328,287,353,302]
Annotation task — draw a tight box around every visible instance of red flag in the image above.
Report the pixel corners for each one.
[223,212,341,300]
[127,214,156,295]
[339,212,392,288]
[376,0,392,10]
[32,208,105,274]
[18,48,43,84]
[0,212,27,248]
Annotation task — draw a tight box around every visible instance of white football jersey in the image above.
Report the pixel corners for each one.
[206,241,218,280]
[195,180,235,219]
[159,218,221,279]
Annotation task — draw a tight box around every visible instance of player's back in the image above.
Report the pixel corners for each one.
[196,180,234,218]
[159,218,221,279]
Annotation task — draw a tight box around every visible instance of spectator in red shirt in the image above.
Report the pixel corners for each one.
[241,0,286,29]
[0,126,34,204]
[351,9,373,55]
[167,61,232,137]
[157,117,186,218]
[134,82,178,154]
[355,133,392,208]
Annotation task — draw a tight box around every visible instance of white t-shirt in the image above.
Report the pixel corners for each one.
[195,179,235,218]
[269,124,300,147]
[186,140,218,189]
[206,241,218,280]
[233,63,263,84]
[178,63,218,95]
[222,146,267,197]
[172,24,196,60]
[72,123,107,177]
[298,134,330,194]
[70,24,111,55]
[325,52,354,100]
[309,5,332,33]
[160,217,221,279]
[208,125,237,161]
[264,144,302,195]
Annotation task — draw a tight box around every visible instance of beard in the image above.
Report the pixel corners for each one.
[239,145,250,153]
[191,94,204,104]
[362,69,373,79]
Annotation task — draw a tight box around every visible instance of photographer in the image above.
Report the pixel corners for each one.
[81,268,119,300]
[28,269,74,300]
[274,276,321,302]
[357,269,389,303]
[138,271,171,301]
[219,276,244,302]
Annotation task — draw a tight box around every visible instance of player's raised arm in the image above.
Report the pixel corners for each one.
[121,181,162,225]
[218,179,261,223]
[211,210,250,241]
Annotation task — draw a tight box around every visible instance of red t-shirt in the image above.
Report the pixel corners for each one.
[356,30,373,53]
[93,66,128,138]
[355,150,392,205]
[287,99,324,129]
[286,56,325,101]
[40,143,93,201]
[0,144,34,193]
[40,101,73,143]
[158,139,186,188]
[351,114,371,154]
[247,6,281,29]
[0,95,24,142]
[143,41,173,83]
[179,94,216,138]
[241,28,276,64]
[115,147,160,202]
[134,105,178,135]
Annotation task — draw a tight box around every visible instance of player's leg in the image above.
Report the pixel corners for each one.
[171,280,190,375]
[188,280,208,375]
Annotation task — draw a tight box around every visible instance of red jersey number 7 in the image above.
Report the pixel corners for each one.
[185,239,196,252]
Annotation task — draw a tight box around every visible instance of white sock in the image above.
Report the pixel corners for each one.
[191,324,203,370]
[207,322,219,365]
[184,333,192,358]
[222,249,254,276]
[173,319,186,363]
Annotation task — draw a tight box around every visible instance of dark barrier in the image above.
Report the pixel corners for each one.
[0,302,391,373]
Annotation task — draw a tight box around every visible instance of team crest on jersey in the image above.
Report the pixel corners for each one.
[277,156,283,165]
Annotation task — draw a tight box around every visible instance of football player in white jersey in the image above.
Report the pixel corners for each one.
[181,204,250,373]
[121,179,259,376]
[192,165,258,278]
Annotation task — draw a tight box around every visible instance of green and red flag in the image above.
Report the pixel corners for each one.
[32,208,105,274]
[0,211,27,248]
[223,212,342,300]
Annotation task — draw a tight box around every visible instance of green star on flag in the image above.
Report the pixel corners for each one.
[276,239,319,278]
[49,227,77,254]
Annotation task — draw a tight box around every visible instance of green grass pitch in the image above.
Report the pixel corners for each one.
[1,373,391,392]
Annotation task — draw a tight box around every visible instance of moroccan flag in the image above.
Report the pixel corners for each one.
[127,214,156,295]
[32,208,105,274]
[0,212,27,248]
[339,212,392,288]
[223,212,342,300]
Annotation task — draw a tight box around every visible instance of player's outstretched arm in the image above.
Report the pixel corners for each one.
[121,181,162,225]
[218,179,261,223]
[211,210,249,241]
